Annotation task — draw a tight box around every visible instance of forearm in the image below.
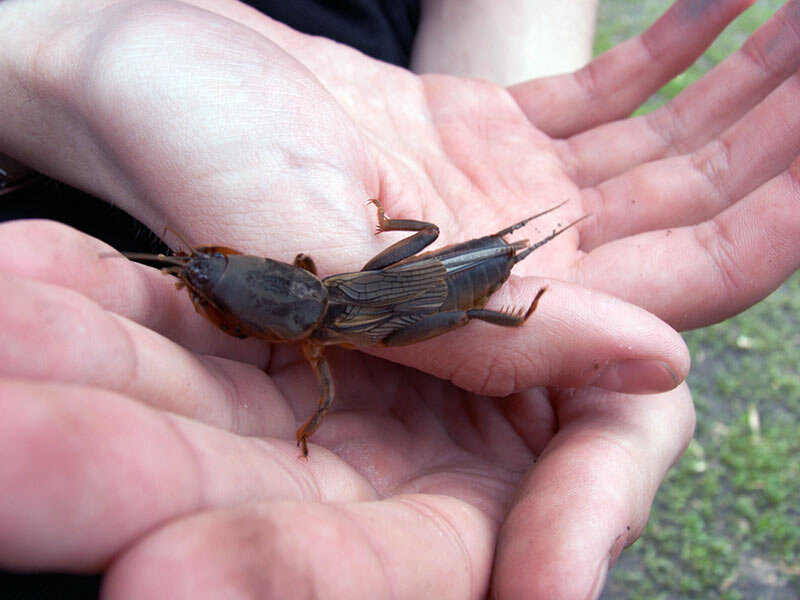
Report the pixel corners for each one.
[410,0,598,85]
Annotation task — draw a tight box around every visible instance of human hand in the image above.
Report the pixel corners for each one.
[4,0,796,339]
[506,0,800,329]
[1,0,791,596]
[208,0,800,332]
[0,220,693,599]
[1,0,688,396]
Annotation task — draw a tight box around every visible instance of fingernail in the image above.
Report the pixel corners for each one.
[587,557,609,600]
[593,359,680,394]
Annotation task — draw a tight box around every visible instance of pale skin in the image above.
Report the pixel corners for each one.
[0,0,798,598]
[410,0,599,83]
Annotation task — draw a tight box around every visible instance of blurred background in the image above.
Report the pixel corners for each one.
[595,2,799,598]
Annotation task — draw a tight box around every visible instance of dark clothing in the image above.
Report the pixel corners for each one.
[246,0,419,66]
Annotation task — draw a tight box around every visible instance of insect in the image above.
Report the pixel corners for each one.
[125,199,587,455]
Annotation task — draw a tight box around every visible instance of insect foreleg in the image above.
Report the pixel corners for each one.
[293,253,318,275]
[296,341,334,457]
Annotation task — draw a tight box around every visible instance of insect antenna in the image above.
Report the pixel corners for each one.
[163,226,199,256]
[121,252,189,267]
[122,226,198,266]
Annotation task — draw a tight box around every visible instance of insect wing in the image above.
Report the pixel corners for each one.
[324,257,447,307]
[322,257,448,344]
[437,240,526,276]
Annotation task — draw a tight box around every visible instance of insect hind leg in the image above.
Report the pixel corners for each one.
[381,288,546,347]
[466,287,546,326]
[361,198,440,271]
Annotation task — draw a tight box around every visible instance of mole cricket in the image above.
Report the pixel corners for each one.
[125,199,587,455]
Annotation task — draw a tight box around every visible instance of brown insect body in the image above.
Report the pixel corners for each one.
[126,200,586,455]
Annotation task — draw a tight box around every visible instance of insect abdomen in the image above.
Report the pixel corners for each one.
[435,237,517,311]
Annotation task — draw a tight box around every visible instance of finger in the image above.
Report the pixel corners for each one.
[581,66,800,248]
[567,0,800,186]
[509,0,753,138]
[370,277,690,397]
[0,219,270,366]
[578,156,800,330]
[0,219,689,398]
[492,384,695,599]
[104,495,495,600]
[0,269,289,433]
[0,380,373,571]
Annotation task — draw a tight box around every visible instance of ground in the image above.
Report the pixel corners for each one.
[594,2,799,598]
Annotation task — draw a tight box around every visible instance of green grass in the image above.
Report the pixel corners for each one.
[593,2,799,598]
[607,275,800,599]
[594,0,785,114]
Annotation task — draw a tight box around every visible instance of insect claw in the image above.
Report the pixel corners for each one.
[296,436,309,458]
[367,198,392,234]
[524,287,547,319]
[367,198,386,216]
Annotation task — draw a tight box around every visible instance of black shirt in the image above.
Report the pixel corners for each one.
[246,0,419,66]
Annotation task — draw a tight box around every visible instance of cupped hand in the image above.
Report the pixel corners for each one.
[0,220,693,599]
[3,0,693,396]
[3,0,797,339]
[1,0,796,597]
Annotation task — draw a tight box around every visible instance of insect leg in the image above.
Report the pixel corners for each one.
[293,253,318,275]
[360,198,440,271]
[464,287,546,326]
[296,341,334,456]
[380,288,546,346]
[380,312,470,346]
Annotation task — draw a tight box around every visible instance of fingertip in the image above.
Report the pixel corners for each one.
[591,358,682,394]
[491,441,635,598]
[491,517,616,600]
[371,279,691,398]
[492,385,695,598]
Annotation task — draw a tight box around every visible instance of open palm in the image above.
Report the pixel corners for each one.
[0,217,689,599]
[1,0,798,598]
